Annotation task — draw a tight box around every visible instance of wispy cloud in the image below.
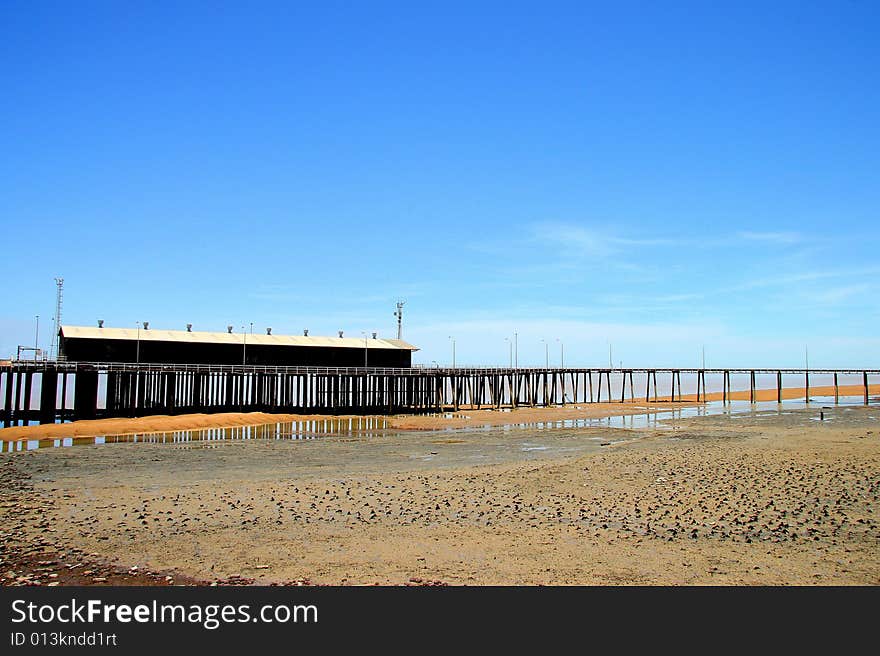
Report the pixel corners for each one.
[725,266,880,293]
[738,231,802,244]
[528,221,680,257]
[528,222,617,257]
[811,283,872,305]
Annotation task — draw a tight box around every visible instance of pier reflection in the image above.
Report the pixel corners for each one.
[2,416,389,452]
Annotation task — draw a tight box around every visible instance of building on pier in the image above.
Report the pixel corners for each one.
[58,325,418,367]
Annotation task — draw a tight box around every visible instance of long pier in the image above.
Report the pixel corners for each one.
[1,361,877,427]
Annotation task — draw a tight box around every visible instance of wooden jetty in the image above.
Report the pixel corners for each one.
[1,361,877,427]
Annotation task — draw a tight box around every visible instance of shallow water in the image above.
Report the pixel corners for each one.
[1,416,388,453]
[2,396,876,455]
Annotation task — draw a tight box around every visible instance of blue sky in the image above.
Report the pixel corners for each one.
[1,1,878,368]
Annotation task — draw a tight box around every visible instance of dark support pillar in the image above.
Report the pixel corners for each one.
[22,372,33,425]
[105,372,117,417]
[167,373,177,415]
[723,371,729,405]
[60,373,68,421]
[3,370,13,427]
[73,370,99,420]
[777,371,782,404]
[39,371,58,424]
[805,370,810,403]
[136,372,146,414]
[833,372,839,405]
[12,372,22,425]
[749,371,756,404]
[865,372,870,406]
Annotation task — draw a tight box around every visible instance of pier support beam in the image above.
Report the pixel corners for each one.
[73,371,99,420]
[39,371,58,424]
[3,370,13,427]
[22,372,33,425]
[696,370,706,403]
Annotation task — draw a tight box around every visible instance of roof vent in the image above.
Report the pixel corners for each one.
[227,325,233,333]
[186,323,192,332]
[372,332,377,339]
[338,330,344,338]
[143,321,149,330]
[303,329,309,336]
[266,327,272,335]
[97,319,104,328]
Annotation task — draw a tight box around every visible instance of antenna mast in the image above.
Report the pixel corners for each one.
[393,299,406,340]
[51,277,63,360]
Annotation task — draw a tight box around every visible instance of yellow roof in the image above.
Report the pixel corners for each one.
[60,326,419,351]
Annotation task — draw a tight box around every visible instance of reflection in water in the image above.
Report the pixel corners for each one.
[2,416,389,452]
[2,396,876,453]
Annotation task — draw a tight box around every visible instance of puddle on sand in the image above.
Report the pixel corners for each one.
[3,396,876,454]
[1,416,389,453]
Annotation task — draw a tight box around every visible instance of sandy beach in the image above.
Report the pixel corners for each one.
[1,397,878,586]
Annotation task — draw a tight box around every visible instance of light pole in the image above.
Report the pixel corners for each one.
[556,338,564,370]
[242,325,247,365]
[448,336,456,369]
[135,322,141,364]
[541,338,548,369]
[504,337,512,367]
[362,331,368,368]
[34,315,39,360]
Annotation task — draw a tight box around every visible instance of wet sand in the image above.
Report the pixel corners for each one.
[2,402,878,586]
[704,383,878,403]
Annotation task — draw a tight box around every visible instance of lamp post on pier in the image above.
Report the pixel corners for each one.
[135,322,141,364]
